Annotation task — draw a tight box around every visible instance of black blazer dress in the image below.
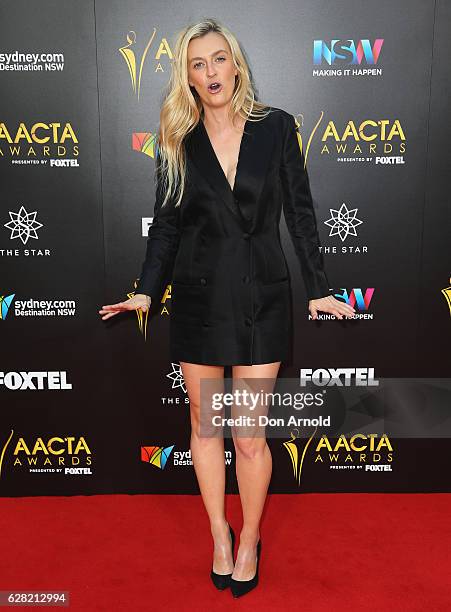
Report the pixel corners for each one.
[135,106,333,366]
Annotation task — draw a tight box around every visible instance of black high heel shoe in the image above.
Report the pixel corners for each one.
[230,539,261,598]
[210,523,235,590]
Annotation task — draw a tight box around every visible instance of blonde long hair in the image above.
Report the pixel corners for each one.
[156,17,271,208]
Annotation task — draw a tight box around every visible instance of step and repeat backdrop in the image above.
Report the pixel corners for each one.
[1,1,450,496]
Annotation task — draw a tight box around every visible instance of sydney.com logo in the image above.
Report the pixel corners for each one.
[141,444,232,469]
[0,292,76,319]
[0,293,14,320]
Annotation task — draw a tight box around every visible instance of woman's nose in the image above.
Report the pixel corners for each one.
[206,63,217,77]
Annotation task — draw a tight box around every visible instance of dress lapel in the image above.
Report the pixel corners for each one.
[185,113,274,227]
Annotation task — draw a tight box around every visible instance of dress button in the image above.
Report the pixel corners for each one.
[200,278,207,285]
[243,232,250,239]
[244,317,252,326]
[242,275,250,284]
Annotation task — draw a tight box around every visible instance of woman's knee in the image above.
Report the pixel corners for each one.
[232,435,267,460]
[190,405,224,442]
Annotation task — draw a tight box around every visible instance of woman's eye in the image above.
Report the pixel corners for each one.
[193,56,225,69]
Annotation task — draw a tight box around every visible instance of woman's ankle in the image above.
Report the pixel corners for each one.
[210,517,230,538]
[239,527,260,546]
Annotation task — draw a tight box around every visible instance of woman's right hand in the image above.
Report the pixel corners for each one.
[98,293,151,321]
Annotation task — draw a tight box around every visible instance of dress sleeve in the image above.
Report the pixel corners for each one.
[135,151,181,302]
[279,111,334,301]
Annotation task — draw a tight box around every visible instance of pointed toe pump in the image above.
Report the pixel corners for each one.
[210,524,235,590]
[230,539,261,598]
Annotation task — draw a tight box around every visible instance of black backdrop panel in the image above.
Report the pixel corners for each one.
[417,0,451,376]
[0,0,449,495]
[0,1,108,495]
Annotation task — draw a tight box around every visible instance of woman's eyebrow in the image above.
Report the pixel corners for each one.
[189,49,229,63]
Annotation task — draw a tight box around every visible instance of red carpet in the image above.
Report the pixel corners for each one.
[0,494,450,611]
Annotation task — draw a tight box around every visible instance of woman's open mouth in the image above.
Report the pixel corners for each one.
[207,82,223,94]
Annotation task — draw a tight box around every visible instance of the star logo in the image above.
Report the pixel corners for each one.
[324,202,363,242]
[4,205,43,244]
[166,362,186,393]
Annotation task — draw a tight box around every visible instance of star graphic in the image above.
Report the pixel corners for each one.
[4,205,43,245]
[324,202,363,242]
[166,362,186,393]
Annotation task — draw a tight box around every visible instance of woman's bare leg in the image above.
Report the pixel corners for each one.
[179,361,233,575]
[231,361,281,580]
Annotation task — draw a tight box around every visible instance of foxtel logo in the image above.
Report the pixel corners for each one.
[0,371,72,390]
[300,367,379,386]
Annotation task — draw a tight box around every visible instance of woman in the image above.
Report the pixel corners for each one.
[99,18,354,597]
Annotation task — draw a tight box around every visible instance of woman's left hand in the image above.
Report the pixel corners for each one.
[308,295,355,320]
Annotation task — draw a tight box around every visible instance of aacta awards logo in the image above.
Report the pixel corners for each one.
[283,430,394,487]
[119,29,172,157]
[128,278,150,340]
[315,434,393,471]
[294,113,405,165]
[441,277,451,316]
[128,278,171,341]
[118,28,173,100]
[0,430,92,477]
[0,122,79,164]
[283,427,318,487]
